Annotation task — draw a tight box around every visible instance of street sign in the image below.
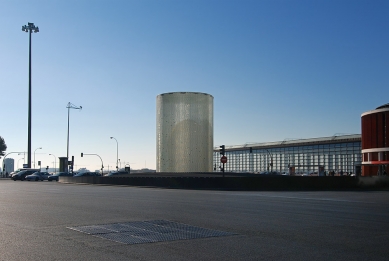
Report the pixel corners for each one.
[220,156,227,163]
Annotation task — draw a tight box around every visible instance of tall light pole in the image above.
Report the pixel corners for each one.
[34,147,42,168]
[49,153,56,174]
[110,137,118,171]
[66,102,82,171]
[22,22,39,168]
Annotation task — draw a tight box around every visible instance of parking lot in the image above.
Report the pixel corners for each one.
[1,179,388,260]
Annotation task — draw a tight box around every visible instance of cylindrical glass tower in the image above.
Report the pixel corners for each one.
[156,92,214,172]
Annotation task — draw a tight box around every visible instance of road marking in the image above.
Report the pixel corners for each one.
[234,193,369,203]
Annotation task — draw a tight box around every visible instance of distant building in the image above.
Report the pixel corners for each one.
[131,168,156,173]
[214,134,362,175]
[212,103,389,176]
[3,158,15,174]
[77,168,90,173]
[156,92,213,172]
[361,103,389,176]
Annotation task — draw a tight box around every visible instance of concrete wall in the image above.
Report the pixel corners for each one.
[60,175,389,191]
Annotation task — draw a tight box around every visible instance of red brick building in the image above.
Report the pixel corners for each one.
[361,103,389,176]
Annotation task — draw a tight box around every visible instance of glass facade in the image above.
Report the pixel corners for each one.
[157,92,214,172]
[213,135,362,174]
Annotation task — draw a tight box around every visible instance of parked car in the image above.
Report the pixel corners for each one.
[74,172,100,177]
[12,169,40,181]
[25,172,51,181]
[9,170,21,178]
[105,171,129,177]
[48,172,73,181]
[9,168,39,178]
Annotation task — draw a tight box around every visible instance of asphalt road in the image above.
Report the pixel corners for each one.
[1,179,388,261]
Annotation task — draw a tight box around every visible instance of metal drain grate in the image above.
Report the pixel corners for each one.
[68,220,234,245]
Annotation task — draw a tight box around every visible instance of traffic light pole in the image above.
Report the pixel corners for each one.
[220,145,226,177]
[81,152,104,175]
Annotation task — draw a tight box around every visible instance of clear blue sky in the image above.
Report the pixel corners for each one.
[1,0,388,171]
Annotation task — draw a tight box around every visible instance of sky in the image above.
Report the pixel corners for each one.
[0,0,388,172]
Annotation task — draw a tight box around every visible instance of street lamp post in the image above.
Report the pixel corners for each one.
[18,152,26,165]
[110,137,118,171]
[66,102,82,172]
[18,158,25,169]
[34,147,42,168]
[49,154,56,174]
[2,152,24,177]
[22,22,39,169]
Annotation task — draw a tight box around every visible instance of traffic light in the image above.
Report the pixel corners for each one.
[220,145,225,156]
[81,153,83,157]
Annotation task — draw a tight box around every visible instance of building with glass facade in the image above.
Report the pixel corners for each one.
[213,134,362,175]
[157,92,214,172]
[3,158,15,174]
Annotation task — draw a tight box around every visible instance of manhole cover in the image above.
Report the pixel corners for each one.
[68,220,234,245]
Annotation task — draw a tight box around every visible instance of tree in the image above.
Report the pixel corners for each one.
[0,136,6,159]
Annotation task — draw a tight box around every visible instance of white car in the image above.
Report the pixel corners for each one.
[25,172,51,181]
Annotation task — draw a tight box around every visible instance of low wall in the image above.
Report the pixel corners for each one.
[59,175,389,191]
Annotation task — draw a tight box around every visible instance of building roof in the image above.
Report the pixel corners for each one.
[215,134,361,151]
[376,103,389,109]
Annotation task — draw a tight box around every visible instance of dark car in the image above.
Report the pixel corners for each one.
[9,168,39,178]
[9,170,21,178]
[12,169,40,181]
[25,172,51,181]
[48,172,73,181]
[74,172,100,177]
